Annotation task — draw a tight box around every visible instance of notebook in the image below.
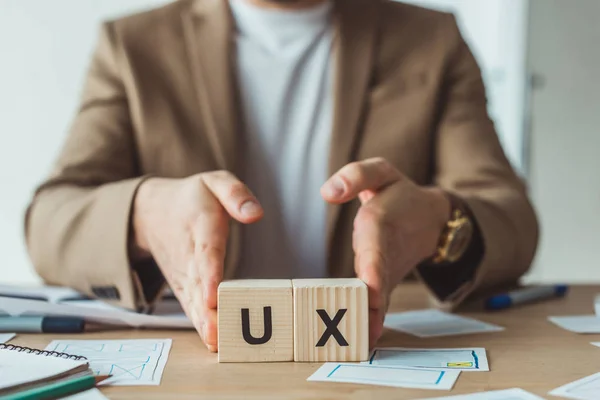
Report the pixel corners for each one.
[0,343,90,396]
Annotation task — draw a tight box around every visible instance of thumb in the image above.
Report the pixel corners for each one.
[201,171,264,224]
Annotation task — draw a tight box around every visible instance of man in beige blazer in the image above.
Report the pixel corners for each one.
[25,0,538,352]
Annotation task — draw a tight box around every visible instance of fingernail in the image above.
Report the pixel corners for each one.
[325,177,345,197]
[240,200,261,217]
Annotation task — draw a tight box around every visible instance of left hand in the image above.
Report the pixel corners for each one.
[321,157,451,348]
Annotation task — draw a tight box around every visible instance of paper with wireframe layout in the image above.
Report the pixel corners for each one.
[384,309,504,338]
[0,333,15,343]
[45,339,172,386]
[307,362,460,390]
[365,347,489,371]
[549,371,600,400]
[419,387,546,400]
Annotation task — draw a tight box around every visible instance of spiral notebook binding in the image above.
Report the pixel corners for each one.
[0,343,88,361]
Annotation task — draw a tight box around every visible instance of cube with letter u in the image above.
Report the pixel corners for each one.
[218,279,293,362]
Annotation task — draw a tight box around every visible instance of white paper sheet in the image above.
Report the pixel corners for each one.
[45,339,172,386]
[0,284,83,303]
[384,310,504,338]
[0,297,192,329]
[365,347,489,371]
[548,316,600,333]
[62,388,110,400]
[0,333,15,343]
[549,372,600,400]
[307,362,460,390]
[419,388,546,400]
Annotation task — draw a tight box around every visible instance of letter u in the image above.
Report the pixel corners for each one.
[241,306,273,345]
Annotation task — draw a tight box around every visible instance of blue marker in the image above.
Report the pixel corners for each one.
[0,316,85,333]
[485,285,568,310]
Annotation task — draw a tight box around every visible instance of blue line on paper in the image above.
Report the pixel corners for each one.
[327,364,342,378]
[471,350,479,369]
[369,351,377,364]
[435,371,445,385]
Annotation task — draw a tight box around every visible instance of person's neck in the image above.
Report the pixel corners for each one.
[242,0,327,10]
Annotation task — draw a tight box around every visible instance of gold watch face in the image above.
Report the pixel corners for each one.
[445,217,474,263]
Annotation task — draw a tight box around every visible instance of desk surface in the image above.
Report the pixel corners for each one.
[12,284,600,399]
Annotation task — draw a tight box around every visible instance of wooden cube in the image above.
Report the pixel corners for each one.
[292,278,368,362]
[218,279,293,362]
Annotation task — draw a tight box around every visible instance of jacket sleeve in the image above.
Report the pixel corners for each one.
[24,23,153,310]
[415,15,539,308]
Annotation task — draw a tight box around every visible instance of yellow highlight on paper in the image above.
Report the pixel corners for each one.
[447,362,473,367]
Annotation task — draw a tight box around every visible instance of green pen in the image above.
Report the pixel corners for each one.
[3,374,110,400]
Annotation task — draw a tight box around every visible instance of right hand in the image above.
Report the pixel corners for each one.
[132,172,264,352]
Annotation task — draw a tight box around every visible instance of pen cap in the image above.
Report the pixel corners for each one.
[485,295,512,310]
[555,285,568,296]
[42,317,85,333]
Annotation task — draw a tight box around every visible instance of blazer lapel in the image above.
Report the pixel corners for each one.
[183,0,242,280]
[183,0,238,172]
[327,0,379,274]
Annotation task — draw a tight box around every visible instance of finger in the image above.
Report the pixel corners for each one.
[369,308,384,349]
[202,171,264,223]
[353,209,389,348]
[357,250,387,349]
[185,258,219,352]
[203,308,218,352]
[181,258,208,344]
[321,158,401,204]
[193,211,228,311]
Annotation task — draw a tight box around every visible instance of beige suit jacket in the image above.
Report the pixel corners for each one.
[25,0,538,310]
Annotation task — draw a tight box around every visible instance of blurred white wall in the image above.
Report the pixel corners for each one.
[525,0,600,283]
[0,0,171,285]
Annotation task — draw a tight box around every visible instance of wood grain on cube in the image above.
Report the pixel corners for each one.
[218,279,293,362]
[292,278,368,362]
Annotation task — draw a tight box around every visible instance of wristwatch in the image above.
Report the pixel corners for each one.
[430,194,474,264]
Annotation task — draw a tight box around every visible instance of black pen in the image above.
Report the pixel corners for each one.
[0,316,86,333]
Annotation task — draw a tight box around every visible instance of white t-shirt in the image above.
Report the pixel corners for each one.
[229,0,334,278]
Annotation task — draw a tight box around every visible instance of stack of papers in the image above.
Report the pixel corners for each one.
[548,316,600,333]
[549,371,600,400]
[308,363,461,390]
[419,388,545,400]
[365,348,489,371]
[0,284,192,329]
[384,309,504,337]
[549,297,600,334]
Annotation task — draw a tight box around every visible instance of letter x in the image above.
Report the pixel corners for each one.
[315,309,349,347]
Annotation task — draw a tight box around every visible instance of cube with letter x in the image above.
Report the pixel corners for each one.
[292,278,368,362]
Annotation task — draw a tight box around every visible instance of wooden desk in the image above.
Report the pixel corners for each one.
[11,284,600,399]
